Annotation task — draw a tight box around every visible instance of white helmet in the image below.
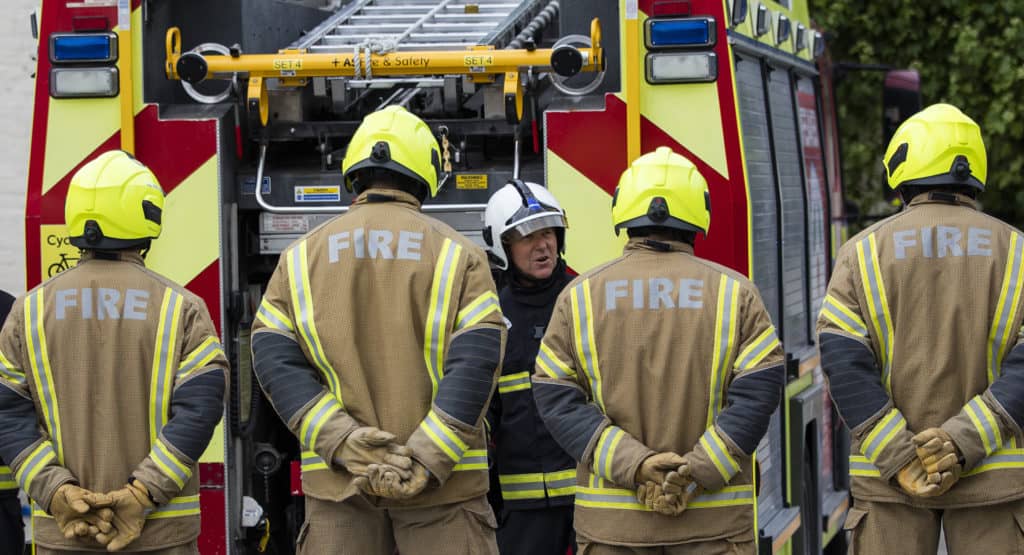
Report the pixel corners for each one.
[483,180,568,270]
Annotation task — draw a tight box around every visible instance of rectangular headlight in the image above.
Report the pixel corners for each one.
[645,52,717,84]
[50,67,120,98]
[49,33,118,64]
[645,17,716,49]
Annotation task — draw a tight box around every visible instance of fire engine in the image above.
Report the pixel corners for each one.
[23,0,918,553]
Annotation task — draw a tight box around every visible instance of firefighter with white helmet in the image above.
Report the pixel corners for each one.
[251,105,506,554]
[819,103,1024,554]
[0,150,228,553]
[482,180,577,554]
[531,146,784,553]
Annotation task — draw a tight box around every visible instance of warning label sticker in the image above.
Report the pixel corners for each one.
[456,174,488,190]
[294,185,341,203]
[41,224,79,278]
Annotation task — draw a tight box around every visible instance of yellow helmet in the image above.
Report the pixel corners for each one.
[65,150,165,250]
[611,147,710,235]
[341,105,443,198]
[883,103,987,191]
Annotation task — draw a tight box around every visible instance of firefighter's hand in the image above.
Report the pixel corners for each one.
[660,461,702,516]
[333,427,414,478]
[634,452,687,487]
[88,481,154,552]
[896,458,949,498]
[912,428,961,496]
[49,484,115,540]
[356,462,431,499]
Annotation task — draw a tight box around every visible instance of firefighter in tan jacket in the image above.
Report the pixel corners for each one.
[819,104,1024,553]
[532,147,785,554]
[251,106,505,554]
[0,151,228,554]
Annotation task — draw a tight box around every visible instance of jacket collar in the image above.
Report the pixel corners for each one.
[79,250,145,265]
[624,237,695,255]
[352,188,423,209]
[906,191,979,210]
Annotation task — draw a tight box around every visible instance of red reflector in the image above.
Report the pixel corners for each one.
[71,15,110,32]
[290,460,303,496]
[652,0,691,17]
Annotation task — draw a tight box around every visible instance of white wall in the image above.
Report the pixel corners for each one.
[0,1,38,295]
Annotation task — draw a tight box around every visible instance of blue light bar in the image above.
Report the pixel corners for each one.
[645,17,716,50]
[49,33,118,64]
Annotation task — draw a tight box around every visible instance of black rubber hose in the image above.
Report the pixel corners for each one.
[507,1,560,50]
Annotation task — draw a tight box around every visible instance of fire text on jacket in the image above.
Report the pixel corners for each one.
[328,229,424,262]
[54,288,150,320]
[892,226,992,259]
[604,278,704,311]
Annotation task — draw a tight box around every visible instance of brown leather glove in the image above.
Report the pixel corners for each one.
[50,484,114,539]
[89,480,154,552]
[333,427,414,478]
[356,461,431,500]
[660,461,703,516]
[634,452,686,488]
[896,458,946,498]
[912,428,961,496]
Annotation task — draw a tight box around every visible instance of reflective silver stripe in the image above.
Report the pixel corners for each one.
[692,488,754,504]
[152,441,190,486]
[498,374,531,391]
[710,277,737,422]
[573,282,602,409]
[990,234,1024,381]
[735,328,778,370]
[501,480,545,492]
[858,237,892,384]
[455,453,487,466]
[290,244,340,396]
[456,295,499,330]
[257,302,292,332]
[576,491,636,504]
[862,411,905,462]
[426,241,460,393]
[966,397,1000,454]
[822,297,868,336]
[149,496,200,518]
[153,291,180,435]
[176,340,223,378]
[424,413,466,460]
[546,477,577,490]
[595,427,621,479]
[27,291,62,461]
[301,453,326,466]
[849,460,880,474]
[302,397,337,448]
[702,429,739,475]
[16,443,55,490]
[537,346,571,378]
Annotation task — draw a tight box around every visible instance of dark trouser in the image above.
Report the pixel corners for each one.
[497,506,575,555]
[0,491,23,555]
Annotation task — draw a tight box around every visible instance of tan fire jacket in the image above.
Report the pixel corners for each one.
[0,251,227,551]
[818,193,1024,508]
[531,239,784,546]
[251,189,505,509]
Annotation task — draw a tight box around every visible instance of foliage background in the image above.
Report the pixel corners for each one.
[807,1,1024,229]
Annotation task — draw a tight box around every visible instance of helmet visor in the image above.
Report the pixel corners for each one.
[504,213,567,241]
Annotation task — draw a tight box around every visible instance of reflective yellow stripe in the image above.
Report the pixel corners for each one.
[848,454,882,477]
[453,449,488,471]
[0,465,14,489]
[964,447,1024,476]
[708,275,739,426]
[288,242,343,405]
[151,438,192,489]
[576,484,753,511]
[15,442,56,492]
[257,297,294,332]
[300,450,329,472]
[860,409,906,464]
[856,235,894,391]
[988,233,1024,382]
[700,428,740,481]
[571,280,604,410]
[176,336,224,382]
[965,396,1002,456]
[420,410,469,462]
[456,291,500,331]
[148,495,202,519]
[544,468,577,497]
[0,349,25,385]
[734,326,780,371]
[592,426,624,482]
[149,288,184,443]
[537,342,575,379]
[500,472,546,499]
[820,294,868,337]
[498,371,532,394]
[26,289,64,463]
[424,239,463,398]
[299,394,342,452]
